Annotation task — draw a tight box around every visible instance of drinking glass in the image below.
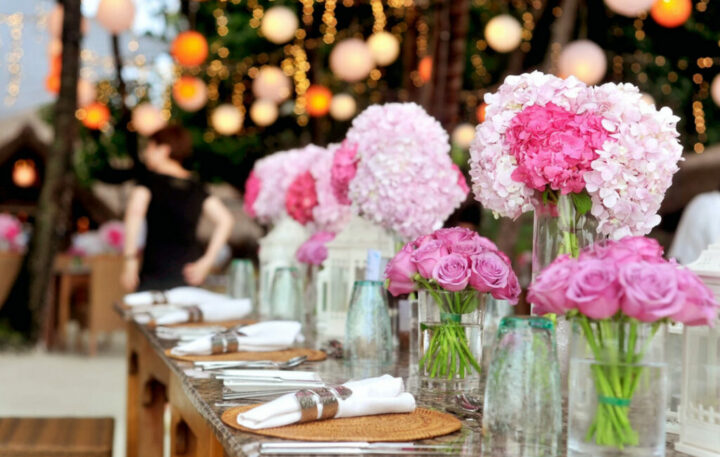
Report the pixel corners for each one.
[344,280,393,367]
[482,316,562,457]
[269,266,304,323]
[228,259,257,308]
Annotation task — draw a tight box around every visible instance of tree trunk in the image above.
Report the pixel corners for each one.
[440,0,470,131]
[0,0,81,341]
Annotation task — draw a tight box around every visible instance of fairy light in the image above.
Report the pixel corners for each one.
[249,4,263,29]
[633,14,646,41]
[416,15,428,57]
[290,43,310,125]
[322,0,337,44]
[2,13,24,106]
[370,0,386,33]
[300,0,314,26]
[612,55,624,79]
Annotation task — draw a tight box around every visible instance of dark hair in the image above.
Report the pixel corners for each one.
[149,125,193,162]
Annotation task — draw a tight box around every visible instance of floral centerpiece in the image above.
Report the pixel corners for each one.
[99,220,125,253]
[386,227,520,384]
[0,213,26,252]
[528,236,719,455]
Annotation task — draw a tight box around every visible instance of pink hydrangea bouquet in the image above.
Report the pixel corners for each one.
[386,227,520,380]
[0,213,25,252]
[528,236,719,450]
[469,71,682,244]
[332,103,468,241]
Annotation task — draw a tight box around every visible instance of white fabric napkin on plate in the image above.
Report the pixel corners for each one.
[236,375,416,429]
[170,321,303,356]
[124,286,227,307]
[133,298,251,326]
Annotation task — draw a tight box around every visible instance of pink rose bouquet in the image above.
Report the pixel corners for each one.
[0,213,25,252]
[528,236,719,450]
[385,227,520,380]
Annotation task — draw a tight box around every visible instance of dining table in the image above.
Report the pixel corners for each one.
[118,304,693,457]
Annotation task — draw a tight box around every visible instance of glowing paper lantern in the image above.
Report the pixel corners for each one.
[330,38,374,82]
[48,5,89,37]
[367,31,400,66]
[171,31,208,67]
[172,76,208,112]
[252,66,292,104]
[80,102,111,130]
[261,6,298,44]
[452,123,476,149]
[96,0,135,34]
[640,93,656,106]
[604,0,656,16]
[13,160,37,188]
[476,103,487,123]
[484,14,523,53]
[711,75,720,107]
[558,40,607,85]
[211,104,244,135]
[249,100,278,127]
[329,93,356,121]
[305,85,332,117]
[651,0,692,28]
[77,79,96,108]
[47,39,62,57]
[418,56,432,83]
[131,103,166,136]
[45,74,60,94]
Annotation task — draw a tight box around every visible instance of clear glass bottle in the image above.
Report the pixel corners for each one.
[268,266,304,323]
[344,280,393,368]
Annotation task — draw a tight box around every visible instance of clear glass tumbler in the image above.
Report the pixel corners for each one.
[482,316,562,457]
[228,259,257,307]
[344,280,393,367]
[268,266,304,323]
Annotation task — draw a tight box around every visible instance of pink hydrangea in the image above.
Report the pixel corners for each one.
[296,231,335,266]
[285,171,318,226]
[243,171,261,218]
[311,144,352,233]
[99,220,124,252]
[330,140,358,206]
[452,164,470,195]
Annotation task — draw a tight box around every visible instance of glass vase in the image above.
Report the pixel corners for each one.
[345,280,394,376]
[568,318,667,457]
[483,317,562,457]
[417,289,485,395]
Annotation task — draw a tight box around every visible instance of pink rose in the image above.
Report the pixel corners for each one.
[527,255,577,315]
[412,234,435,250]
[619,262,683,322]
[434,227,475,245]
[432,254,471,292]
[567,259,621,320]
[493,271,521,305]
[584,237,664,264]
[330,140,358,205]
[671,268,719,326]
[243,170,261,218]
[475,235,500,253]
[411,240,449,279]
[296,231,335,266]
[385,243,418,296]
[469,251,509,293]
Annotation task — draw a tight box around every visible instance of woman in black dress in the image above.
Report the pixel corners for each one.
[121,126,234,292]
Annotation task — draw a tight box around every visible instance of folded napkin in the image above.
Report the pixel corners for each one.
[170,321,303,356]
[236,375,416,429]
[124,286,227,307]
[133,298,251,326]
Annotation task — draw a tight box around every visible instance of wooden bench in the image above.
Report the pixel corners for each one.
[0,417,113,457]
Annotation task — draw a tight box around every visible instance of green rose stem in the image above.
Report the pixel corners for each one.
[416,277,481,380]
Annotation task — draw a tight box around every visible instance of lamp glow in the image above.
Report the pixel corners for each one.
[330,38,374,82]
[484,15,523,53]
[249,99,278,127]
[261,6,299,44]
[211,104,244,135]
[252,66,292,104]
[558,40,607,85]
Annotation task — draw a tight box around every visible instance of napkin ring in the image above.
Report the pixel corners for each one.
[210,333,238,354]
[185,305,204,323]
[295,385,353,423]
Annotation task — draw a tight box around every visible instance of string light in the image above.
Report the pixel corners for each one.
[322,0,337,44]
[300,0,314,26]
[370,0,386,33]
[1,13,24,106]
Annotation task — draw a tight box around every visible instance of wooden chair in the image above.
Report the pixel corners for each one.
[0,417,114,457]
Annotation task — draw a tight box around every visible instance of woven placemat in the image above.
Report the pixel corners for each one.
[220,405,462,442]
[165,347,327,363]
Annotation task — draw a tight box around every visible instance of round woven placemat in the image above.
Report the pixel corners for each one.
[220,405,462,442]
[165,347,327,363]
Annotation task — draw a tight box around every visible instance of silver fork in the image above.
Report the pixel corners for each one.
[196,355,307,371]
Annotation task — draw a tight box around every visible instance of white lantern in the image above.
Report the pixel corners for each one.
[329,93,357,121]
[77,79,96,108]
[676,243,720,457]
[132,103,166,136]
[451,123,476,149]
[330,38,374,83]
[367,31,400,66]
[315,215,398,340]
[249,99,278,127]
[48,5,89,37]
[211,104,244,135]
[604,0,656,17]
[484,14,523,53]
[711,74,720,107]
[96,0,135,34]
[558,40,607,85]
[252,66,292,104]
[261,6,298,44]
[640,92,656,106]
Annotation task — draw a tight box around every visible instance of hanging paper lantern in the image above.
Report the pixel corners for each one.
[252,66,292,104]
[558,40,607,85]
[330,38,374,82]
[640,93,656,106]
[261,6,299,44]
[329,93,356,121]
[96,0,135,34]
[48,5,89,37]
[249,99,278,126]
[367,31,400,66]
[305,85,332,117]
[77,79,96,108]
[418,56,433,83]
[45,74,60,94]
[171,31,208,67]
[484,14,523,53]
[172,76,208,112]
[604,0,656,16]
[80,102,111,130]
[476,103,487,123]
[650,0,692,28]
[211,104,244,135]
[451,123,476,149]
[13,160,37,188]
[47,39,63,57]
[131,103,167,136]
[711,75,720,107]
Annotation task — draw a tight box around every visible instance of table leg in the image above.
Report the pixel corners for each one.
[169,372,224,457]
[57,274,72,350]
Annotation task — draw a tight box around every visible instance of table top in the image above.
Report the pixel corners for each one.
[132,319,691,457]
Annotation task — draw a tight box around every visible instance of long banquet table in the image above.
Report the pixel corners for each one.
[121,313,692,457]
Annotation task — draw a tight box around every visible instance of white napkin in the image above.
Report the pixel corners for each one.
[124,286,227,307]
[170,321,303,356]
[133,298,251,326]
[236,375,416,429]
